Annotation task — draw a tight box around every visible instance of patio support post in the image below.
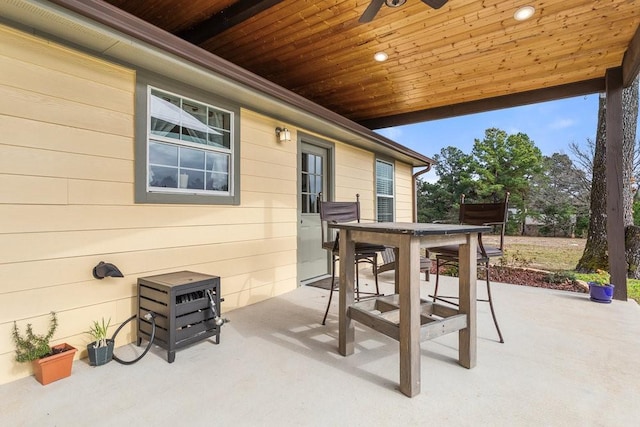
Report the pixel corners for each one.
[605,67,628,300]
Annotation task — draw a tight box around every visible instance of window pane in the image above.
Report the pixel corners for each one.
[150,165,178,188]
[150,91,181,140]
[301,173,309,192]
[208,109,230,128]
[207,131,231,149]
[315,156,322,174]
[181,170,205,190]
[180,147,205,169]
[377,197,394,222]
[307,154,316,174]
[149,142,178,166]
[309,195,317,214]
[376,178,393,195]
[181,99,208,144]
[206,152,229,172]
[205,152,229,191]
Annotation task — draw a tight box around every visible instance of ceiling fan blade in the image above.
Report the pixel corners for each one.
[422,0,448,9]
[359,0,385,23]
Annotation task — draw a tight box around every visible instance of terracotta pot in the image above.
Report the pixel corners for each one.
[31,343,77,385]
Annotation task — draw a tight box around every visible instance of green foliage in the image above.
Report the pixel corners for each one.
[634,200,640,225]
[87,317,111,348]
[575,269,610,285]
[539,204,575,237]
[546,271,577,284]
[418,146,476,223]
[629,280,640,304]
[472,128,543,203]
[11,312,57,363]
[442,264,459,277]
[498,250,532,268]
[574,214,589,238]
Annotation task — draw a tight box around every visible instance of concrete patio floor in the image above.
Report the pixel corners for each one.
[1,273,639,426]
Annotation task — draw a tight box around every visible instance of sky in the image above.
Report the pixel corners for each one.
[376,94,640,183]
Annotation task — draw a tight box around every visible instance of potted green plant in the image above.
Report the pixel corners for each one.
[86,317,114,366]
[588,269,615,303]
[11,311,77,385]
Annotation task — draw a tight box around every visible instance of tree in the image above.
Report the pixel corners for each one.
[417,146,475,222]
[530,153,589,236]
[577,74,639,275]
[472,128,544,233]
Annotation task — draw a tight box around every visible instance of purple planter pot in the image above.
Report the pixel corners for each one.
[588,282,615,303]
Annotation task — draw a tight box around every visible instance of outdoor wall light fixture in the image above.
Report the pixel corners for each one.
[514,5,535,21]
[275,127,291,142]
[92,261,124,279]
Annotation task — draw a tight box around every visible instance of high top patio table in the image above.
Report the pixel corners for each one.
[329,222,490,397]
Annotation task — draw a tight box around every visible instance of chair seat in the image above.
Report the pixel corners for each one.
[431,244,503,259]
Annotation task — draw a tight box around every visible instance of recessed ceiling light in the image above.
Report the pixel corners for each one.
[514,5,535,21]
[374,51,389,62]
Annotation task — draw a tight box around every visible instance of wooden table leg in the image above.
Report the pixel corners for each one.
[338,229,355,356]
[398,236,421,397]
[458,233,477,369]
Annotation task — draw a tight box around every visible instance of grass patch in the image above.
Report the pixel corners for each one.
[502,244,582,271]
[629,282,640,303]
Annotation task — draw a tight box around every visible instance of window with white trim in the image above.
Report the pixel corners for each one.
[376,159,395,222]
[147,87,233,196]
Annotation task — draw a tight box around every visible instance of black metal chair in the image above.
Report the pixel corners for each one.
[318,193,386,325]
[430,192,510,343]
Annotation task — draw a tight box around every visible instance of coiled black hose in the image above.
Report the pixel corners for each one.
[111,312,156,365]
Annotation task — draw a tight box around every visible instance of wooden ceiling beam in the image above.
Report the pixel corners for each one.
[176,0,286,45]
[623,24,640,86]
[358,78,605,129]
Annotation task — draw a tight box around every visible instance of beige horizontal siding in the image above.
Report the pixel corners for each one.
[0,27,298,385]
[0,25,133,91]
[335,144,375,221]
[395,161,414,222]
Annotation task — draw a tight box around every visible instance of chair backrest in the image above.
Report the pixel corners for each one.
[317,192,361,250]
[459,192,510,251]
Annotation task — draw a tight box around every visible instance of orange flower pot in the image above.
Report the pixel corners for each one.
[31,343,77,385]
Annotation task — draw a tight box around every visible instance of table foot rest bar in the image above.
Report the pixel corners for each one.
[348,294,467,342]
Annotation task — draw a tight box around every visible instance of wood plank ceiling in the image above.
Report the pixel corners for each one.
[104,0,640,129]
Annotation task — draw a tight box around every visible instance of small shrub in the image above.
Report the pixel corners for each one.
[12,312,57,362]
[442,265,459,277]
[499,250,533,269]
[546,271,576,284]
[87,317,111,348]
